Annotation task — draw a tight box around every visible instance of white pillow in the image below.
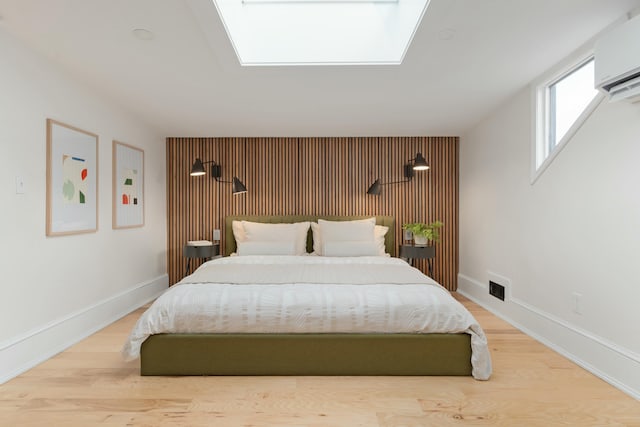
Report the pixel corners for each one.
[232,220,247,243]
[311,222,322,253]
[318,218,375,241]
[311,218,377,255]
[323,241,380,257]
[311,222,388,256]
[374,225,389,255]
[240,221,310,255]
[236,241,296,256]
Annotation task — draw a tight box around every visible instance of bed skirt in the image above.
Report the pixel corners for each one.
[140,333,472,376]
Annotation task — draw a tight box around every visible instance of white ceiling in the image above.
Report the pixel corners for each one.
[0,0,638,138]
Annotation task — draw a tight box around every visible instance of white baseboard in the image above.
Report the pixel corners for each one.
[457,273,640,400]
[0,274,168,384]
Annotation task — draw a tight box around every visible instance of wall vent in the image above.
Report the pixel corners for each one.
[489,281,505,301]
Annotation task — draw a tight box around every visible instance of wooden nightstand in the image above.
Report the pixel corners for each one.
[399,244,435,277]
[183,243,219,276]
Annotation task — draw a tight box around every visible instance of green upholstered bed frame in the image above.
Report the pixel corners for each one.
[139,215,473,376]
[141,333,471,376]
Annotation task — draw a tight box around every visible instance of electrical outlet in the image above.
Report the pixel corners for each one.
[15,176,25,194]
[572,292,583,315]
[489,281,505,301]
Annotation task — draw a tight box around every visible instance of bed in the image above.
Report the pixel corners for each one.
[123,216,491,380]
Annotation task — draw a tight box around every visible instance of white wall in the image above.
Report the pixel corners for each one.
[0,30,168,381]
[459,81,640,397]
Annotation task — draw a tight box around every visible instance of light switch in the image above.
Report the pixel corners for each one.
[212,229,221,241]
[15,176,25,194]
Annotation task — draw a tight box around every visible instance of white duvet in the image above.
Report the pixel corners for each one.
[122,256,491,380]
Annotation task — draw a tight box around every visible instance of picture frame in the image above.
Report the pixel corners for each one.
[46,119,99,236]
[112,140,145,229]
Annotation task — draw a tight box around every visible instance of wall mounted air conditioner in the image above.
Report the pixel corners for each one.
[594,13,640,103]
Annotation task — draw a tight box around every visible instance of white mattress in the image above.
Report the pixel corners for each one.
[122,255,491,380]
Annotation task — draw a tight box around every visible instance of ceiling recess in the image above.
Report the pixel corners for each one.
[212,0,431,66]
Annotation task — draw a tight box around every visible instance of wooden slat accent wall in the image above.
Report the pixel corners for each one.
[166,137,459,290]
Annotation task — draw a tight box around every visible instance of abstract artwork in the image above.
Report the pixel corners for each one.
[62,155,88,204]
[120,169,138,206]
[113,141,144,229]
[46,119,98,236]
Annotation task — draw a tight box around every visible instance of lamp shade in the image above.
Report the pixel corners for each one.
[232,177,248,195]
[190,158,206,176]
[412,153,429,171]
[367,179,382,195]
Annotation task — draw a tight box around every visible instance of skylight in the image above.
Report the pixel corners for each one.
[212,0,431,66]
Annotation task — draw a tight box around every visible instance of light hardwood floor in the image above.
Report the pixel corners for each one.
[1,294,638,426]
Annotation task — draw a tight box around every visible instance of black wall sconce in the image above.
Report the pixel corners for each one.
[367,152,429,195]
[190,158,247,195]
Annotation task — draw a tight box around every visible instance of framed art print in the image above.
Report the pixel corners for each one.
[112,140,144,229]
[46,119,99,236]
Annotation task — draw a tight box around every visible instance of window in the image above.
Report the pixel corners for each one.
[547,59,598,153]
[532,54,604,183]
[209,0,430,65]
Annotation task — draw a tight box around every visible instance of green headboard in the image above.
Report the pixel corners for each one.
[225,215,396,257]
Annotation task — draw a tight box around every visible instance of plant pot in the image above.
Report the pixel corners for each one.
[413,235,428,246]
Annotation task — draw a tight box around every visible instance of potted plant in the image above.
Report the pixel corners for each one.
[402,221,444,246]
